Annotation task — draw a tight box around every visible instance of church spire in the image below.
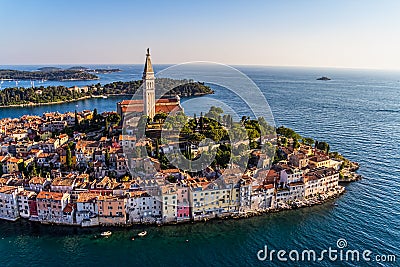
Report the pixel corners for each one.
[143,48,154,77]
[143,48,156,119]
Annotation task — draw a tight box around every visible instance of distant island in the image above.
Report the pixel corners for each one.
[89,68,121,74]
[0,67,121,81]
[37,67,62,72]
[0,69,98,81]
[66,66,122,74]
[0,78,213,107]
[317,76,331,81]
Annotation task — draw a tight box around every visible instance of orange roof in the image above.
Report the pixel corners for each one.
[119,135,136,141]
[161,169,180,174]
[0,186,18,194]
[29,176,46,185]
[119,100,143,105]
[37,191,65,201]
[51,178,75,187]
[264,184,274,189]
[7,157,22,163]
[127,190,150,198]
[119,99,183,114]
[18,190,36,197]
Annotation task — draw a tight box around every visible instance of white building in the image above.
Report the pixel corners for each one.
[0,186,22,221]
[76,192,99,227]
[126,191,161,223]
[251,184,275,210]
[161,185,177,223]
[17,190,36,219]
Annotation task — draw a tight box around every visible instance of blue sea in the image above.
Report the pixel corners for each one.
[0,65,399,266]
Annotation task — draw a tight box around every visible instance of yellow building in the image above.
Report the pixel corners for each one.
[59,148,76,166]
[6,157,23,174]
[309,155,331,168]
[184,177,240,219]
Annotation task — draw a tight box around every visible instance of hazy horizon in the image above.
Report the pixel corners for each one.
[1,0,400,70]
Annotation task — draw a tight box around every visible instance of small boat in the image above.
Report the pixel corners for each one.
[102,95,108,99]
[138,231,147,237]
[101,231,112,237]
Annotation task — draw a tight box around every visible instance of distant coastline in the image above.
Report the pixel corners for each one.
[0,69,99,81]
[0,79,214,108]
[0,94,133,108]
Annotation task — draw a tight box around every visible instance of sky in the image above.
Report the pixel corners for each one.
[1,0,400,70]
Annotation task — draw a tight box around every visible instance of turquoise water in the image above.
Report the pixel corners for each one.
[0,66,399,266]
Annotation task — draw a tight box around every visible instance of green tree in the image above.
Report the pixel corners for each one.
[293,138,300,149]
[93,108,98,119]
[155,139,160,158]
[302,137,314,146]
[105,149,110,167]
[30,162,38,177]
[18,161,28,177]
[74,110,79,129]
[316,141,330,153]
[199,112,204,133]
[153,112,168,124]
[104,118,110,136]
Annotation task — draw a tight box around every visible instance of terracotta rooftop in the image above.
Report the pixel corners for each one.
[29,177,47,185]
[77,192,99,203]
[36,191,66,201]
[0,186,18,194]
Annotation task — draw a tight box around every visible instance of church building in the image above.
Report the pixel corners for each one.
[117,49,183,120]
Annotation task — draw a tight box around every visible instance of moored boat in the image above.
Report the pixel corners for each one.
[138,231,147,237]
[101,231,112,237]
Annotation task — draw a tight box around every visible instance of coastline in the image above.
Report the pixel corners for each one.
[0,94,132,108]
[0,92,212,109]
[3,185,347,228]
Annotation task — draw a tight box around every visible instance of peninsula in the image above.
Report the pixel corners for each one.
[0,107,360,226]
[0,49,360,227]
[0,78,213,107]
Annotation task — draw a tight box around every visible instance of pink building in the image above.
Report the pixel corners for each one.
[176,186,190,221]
[36,191,70,224]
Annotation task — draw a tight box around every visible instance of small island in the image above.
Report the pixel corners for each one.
[317,76,331,81]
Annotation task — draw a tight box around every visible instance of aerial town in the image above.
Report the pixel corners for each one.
[0,50,357,227]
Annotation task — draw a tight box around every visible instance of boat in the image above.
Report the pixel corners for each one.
[102,95,108,99]
[137,231,147,237]
[100,231,112,237]
[316,76,331,81]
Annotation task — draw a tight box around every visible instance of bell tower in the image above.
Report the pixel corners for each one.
[143,48,155,119]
